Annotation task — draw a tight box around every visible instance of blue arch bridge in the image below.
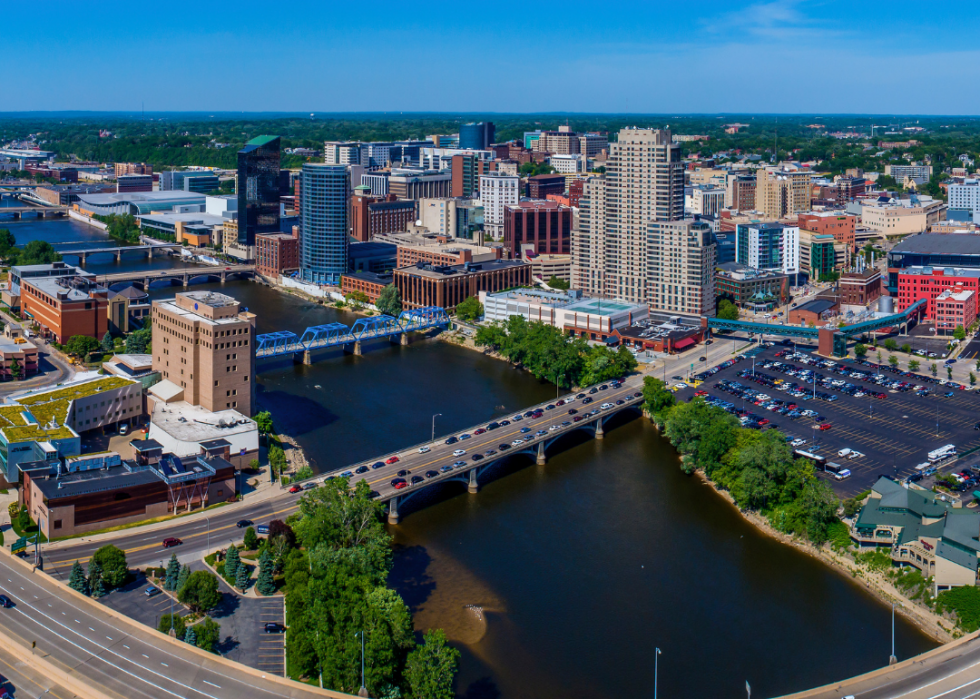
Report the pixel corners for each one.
[255,306,451,363]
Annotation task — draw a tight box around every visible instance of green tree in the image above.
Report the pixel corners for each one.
[454,296,483,322]
[164,553,181,591]
[68,561,89,595]
[375,284,403,317]
[888,355,899,368]
[664,400,740,474]
[932,363,938,376]
[88,560,105,598]
[344,290,369,308]
[224,545,241,582]
[256,548,276,595]
[547,276,570,290]
[955,325,967,341]
[66,335,101,358]
[178,570,222,613]
[158,613,186,639]
[176,564,191,593]
[9,358,21,381]
[295,465,314,481]
[948,366,954,380]
[405,629,460,699]
[125,326,152,354]
[884,338,898,351]
[641,376,676,420]
[0,229,15,254]
[909,359,920,372]
[901,343,912,354]
[194,618,221,653]
[243,526,258,551]
[91,545,128,588]
[183,624,197,646]
[254,411,274,435]
[268,443,286,477]
[235,561,250,592]
[18,240,61,266]
[473,323,508,353]
[100,331,114,353]
[853,343,868,358]
[716,299,740,321]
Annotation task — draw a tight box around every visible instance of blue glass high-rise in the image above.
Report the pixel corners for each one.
[237,135,281,247]
[300,164,349,285]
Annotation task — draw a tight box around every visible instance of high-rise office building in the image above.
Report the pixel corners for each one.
[602,127,684,305]
[237,136,281,248]
[648,219,717,316]
[480,173,520,241]
[571,176,607,295]
[736,222,800,276]
[755,167,812,219]
[459,122,495,150]
[300,164,349,285]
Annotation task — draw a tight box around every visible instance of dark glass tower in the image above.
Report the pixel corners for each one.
[237,135,281,247]
[459,122,495,150]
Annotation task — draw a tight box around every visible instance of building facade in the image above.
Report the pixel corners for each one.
[894,266,980,322]
[394,260,531,311]
[526,174,566,199]
[21,273,109,343]
[388,169,451,200]
[648,219,717,316]
[237,135,281,247]
[116,174,153,193]
[838,269,882,306]
[735,222,800,276]
[714,262,790,310]
[480,173,520,241]
[935,289,977,333]
[755,167,812,219]
[300,163,349,285]
[350,189,416,242]
[459,122,495,150]
[255,232,300,279]
[502,201,572,259]
[798,212,857,249]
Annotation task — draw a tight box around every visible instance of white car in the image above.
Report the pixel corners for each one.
[837,448,852,458]
[419,446,431,454]
[600,403,614,410]
[848,451,864,460]
[549,425,560,431]
[511,439,524,446]
[791,439,806,447]
[452,449,466,457]
[673,382,688,389]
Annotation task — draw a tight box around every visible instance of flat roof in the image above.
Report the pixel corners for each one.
[24,276,105,302]
[151,401,256,443]
[892,235,980,255]
[33,463,159,501]
[794,298,838,314]
[76,191,206,206]
[900,266,980,278]
[400,259,528,280]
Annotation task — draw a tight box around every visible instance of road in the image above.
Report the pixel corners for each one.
[780,632,980,699]
[0,642,75,699]
[0,553,349,699]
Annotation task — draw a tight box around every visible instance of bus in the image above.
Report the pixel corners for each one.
[794,449,827,466]
[928,445,957,463]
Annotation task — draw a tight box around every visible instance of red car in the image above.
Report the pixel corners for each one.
[162,537,182,548]
[474,428,486,435]
[819,423,833,431]
[289,484,302,493]
[694,390,708,397]
[393,481,408,490]
[386,456,400,464]
[757,418,770,426]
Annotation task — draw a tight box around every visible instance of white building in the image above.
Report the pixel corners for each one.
[148,401,258,461]
[686,186,725,217]
[735,222,800,276]
[949,179,980,221]
[479,288,648,338]
[324,142,362,166]
[549,154,585,174]
[479,173,520,241]
[418,147,493,170]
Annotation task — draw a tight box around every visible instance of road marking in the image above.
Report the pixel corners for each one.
[142,654,149,658]
[160,662,168,667]
[123,644,130,649]
[203,680,221,688]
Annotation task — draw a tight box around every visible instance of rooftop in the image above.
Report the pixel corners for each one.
[900,266,980,278]
[15,376,136,408]
[891,235,980,256]
[793,298,838,315]
[24,275,106,302]
[33,462,159,501]
[151,401,256,444]
[75,191,206,206]
[399,259,528,280]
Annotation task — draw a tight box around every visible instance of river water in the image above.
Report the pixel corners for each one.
[20,217,938,698]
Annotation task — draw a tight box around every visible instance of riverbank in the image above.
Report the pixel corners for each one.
[690,462,956,643]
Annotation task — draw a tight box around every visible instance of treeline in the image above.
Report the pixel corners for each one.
[474,316,637,388]
[642,377,839,544]
[284,478,459,698]
[0,229,61,266]
[94,213,141,244]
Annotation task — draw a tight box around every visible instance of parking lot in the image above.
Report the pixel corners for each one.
[675,341,980,498]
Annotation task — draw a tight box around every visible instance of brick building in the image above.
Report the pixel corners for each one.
[838,269,882,306]
[340,271,393,304]
[394,259,531,311]
[798,212,857,249]
[116,174,153,193]
[935,289,977,334]
[255,231,300,278]
[526,174,566,199]
[451,154,494,198]
[350,187,416,242]
[788,298,839,325]
[503,201,572,259]
[21,274,109,343]
[895,266,980,321]
[114,163,153,177]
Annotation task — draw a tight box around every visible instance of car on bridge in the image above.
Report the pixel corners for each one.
[498,444,511,450]
[474,428,486,435]
[355,465,369,474]
[391,478,407,488]
[453,461,466,468]
[411,476,424,485]
[512,439,525,446]
[386,456,400,464]
[601,403,613,409]
[440,465,453,473]
[372,461,385,469]
[535,430,546,436]
[471,454,483,461]
[425,470,438,479]
[419,446,430,453]
[453,449,466,456]
[568,408,578,415]
[445,436,459,445]
[521,427,531,433]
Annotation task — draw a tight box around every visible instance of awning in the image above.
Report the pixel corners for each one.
[673,337,696,350]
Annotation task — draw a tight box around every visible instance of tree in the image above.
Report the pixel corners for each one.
[164,553,181,591]
[235,561,250,592]
[716,299,740,321]
[948,366,954,380]
[182,624,197,646]
[454,296,483,322]
[9,358,21,381]
[0,229,15,255]
[176,564,191,593]
[100,331,114,353]
[853,343,868,358]
[909,359,920,372]
[256,548,276,595]
[178,570,222,613]
[344,290,369,309]
[547,276,570,290]
[888,355,899,368]
[91,545,128,588]
[243,526,258,551]
[405,629,460,699]
[254,411,274,435]
[125,326,152,354]
[955,325,967,341]
[66,335,100,358]
[268,444,286,477]
[68,561,89,595]
[294,465,314,481]
[88,560,105,598]
[884,338,898,351]
[158,613,186,639]
[642,376,676,419]
[901,343,912,354]
[194,618,221,653]
[971,372,976,387]
[224,545,241,582]
[932,363,939,377]
[375,284,403,317]
[269,519,297,550]
[18,240,61,266]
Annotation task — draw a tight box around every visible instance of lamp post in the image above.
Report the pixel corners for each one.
[889,602,897,665]
[205,516,211,555]
[431,413,442,443]
[356,631,368,697]
[654,647,662,699]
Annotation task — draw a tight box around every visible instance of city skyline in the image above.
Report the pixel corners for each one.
[7,0,980,114]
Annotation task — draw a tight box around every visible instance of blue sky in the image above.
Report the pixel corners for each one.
[4,0,977,114]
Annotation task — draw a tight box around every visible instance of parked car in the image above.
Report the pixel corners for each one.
[144,586,161,598]
[288,484,303,493]
[264,623,286,633]
[386,456,400,464]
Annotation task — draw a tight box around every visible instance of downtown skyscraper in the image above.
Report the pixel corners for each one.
[236,135,281,248]
[299,164,349,285]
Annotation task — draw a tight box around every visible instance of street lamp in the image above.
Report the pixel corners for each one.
[431,413,442,443]
[890,602,897,665]
[654,647,662,699]
[356,631,368,697]
[205,516,211,554]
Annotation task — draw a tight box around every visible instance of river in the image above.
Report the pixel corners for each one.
[18,216,938,698]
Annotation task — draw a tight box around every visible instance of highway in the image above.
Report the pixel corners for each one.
[43,378,647,573]
[0,642,75,699]
[0,553,350,699]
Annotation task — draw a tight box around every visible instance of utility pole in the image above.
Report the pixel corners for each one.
[356,631,368,697]
[431,413,442,443]
[654,648,661,699]
[890,603,897,665]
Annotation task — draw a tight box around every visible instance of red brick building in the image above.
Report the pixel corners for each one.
[935,289,977,334]
[838,269,882,306]
[340,271,392,304]
[503,201,572,258]
[255,231,300,278]
[394,260,532,311]
[21,276,109,343]
[526,174,566,199]
[351,188,416,242]
[798,212,857,249]
[895,267,980,321]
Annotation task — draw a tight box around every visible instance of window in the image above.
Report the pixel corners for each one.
[54,520,62,530]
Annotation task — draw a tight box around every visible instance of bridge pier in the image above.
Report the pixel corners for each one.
[78,252,87,266]
[182,276,189,288]
[113,251,121,263]
[143,278,150,290]
[390,332,408,346]
[536,440,547,465]
[595,419,605,440]
[353,341,362,356]
[467,468,479,494]
[387,496,400,525]
[300,350,312,365]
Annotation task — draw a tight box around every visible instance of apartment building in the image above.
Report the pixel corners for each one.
[948,179,980,221]
[350,187,416,242]
[255,231,300,279]
[687,186,725,217]
[647,219,717,316]
[755,167,812,219]
[114,163,153,177]
[735,222,800,276]
[393,259,531,311]
[151,291,256,416]
[885,164,933,181]
[935,289,977,333]
[324,142,362,166]
[571,176,607,295]
[389,169,452,200]
[480,173,520,241]
[798,211,857,249]
[726,174,757,211]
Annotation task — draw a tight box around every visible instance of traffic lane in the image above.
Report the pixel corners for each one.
[0,643,75,699]
[0,554,332,699]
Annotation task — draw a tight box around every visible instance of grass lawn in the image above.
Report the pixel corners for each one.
[9,514,47,543]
